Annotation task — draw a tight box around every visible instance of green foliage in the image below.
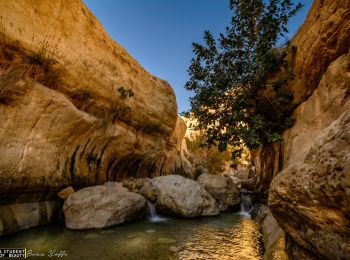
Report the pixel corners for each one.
[108,86,135,124]
[118,86,134,99]
[185,0,302,156]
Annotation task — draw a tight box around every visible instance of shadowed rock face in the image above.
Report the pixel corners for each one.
[0,201,62,236]
[0,0,193,209]
[197,173,240,211]
[270,109,350,260]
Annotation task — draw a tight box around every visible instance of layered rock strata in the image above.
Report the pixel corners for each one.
[0,0,192,235]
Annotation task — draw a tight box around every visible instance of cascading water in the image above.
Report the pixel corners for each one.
[239,194,254,218]
[147,201,168,223]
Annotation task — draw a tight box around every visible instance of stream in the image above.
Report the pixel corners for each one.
[0,198,263,259]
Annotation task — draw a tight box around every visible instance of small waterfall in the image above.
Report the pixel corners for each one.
[147,201,168,223]
[239,194,254,218]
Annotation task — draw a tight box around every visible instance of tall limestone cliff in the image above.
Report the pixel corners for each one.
[252,0,350,193]
[0,0,192,235]
[264,0,350,259]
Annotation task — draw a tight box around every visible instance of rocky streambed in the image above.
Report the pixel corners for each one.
[0,174,265,259]
[61,174,242,230]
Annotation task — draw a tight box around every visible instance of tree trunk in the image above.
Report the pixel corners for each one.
[250,142,282,193]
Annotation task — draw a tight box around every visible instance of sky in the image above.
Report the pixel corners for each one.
[83,0,313,114]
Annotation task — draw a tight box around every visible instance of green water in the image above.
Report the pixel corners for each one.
[0,213,262,260]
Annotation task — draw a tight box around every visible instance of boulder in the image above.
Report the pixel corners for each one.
[0,201,61,236]
[147,175,220,217]
[229,176,242,189]
[63,182,147,229]
[138,179,158,202]
[269,109,350,259]
[197,174,240,211]
[236,169,250,180]
[241,177,257,191]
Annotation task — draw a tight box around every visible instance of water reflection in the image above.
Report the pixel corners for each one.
[176,218,262,259]
[0,213,262,260]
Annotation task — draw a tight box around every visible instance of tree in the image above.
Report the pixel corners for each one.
[184,0,302,158]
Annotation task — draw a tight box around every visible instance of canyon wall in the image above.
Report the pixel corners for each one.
[266,0,350,259]
[252,0,350,193]
[0,0,192,235]
[283,0,350,167]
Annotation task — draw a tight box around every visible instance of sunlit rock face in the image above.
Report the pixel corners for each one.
[0,0,192,200]
[251,0,350,193]
[0,0,192,235]
[283,52,350,168]
[270,109,350,259]
[288,0,350,106]
[263,0,350,259]
[282,0,350,177]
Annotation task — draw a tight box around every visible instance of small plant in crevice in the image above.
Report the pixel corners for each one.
[26,34,62,89]
[99,85,135,130]
[117,86,134,99]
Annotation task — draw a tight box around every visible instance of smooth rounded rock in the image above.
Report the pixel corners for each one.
[63,182,147,229]
[149,175,220,217]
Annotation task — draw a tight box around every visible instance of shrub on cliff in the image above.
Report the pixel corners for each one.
[0,35,61,104]
[184,0,302,157]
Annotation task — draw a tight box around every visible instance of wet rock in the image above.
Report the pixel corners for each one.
[0,201,61,236]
